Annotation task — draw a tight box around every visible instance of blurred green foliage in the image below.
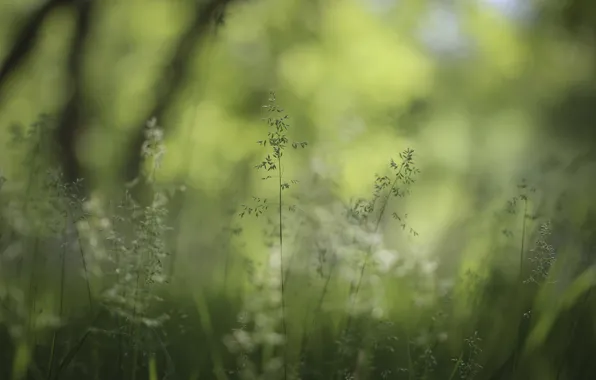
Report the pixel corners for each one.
[2,0,596,379]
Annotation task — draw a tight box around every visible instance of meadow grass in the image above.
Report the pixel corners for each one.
[0,96,595,380]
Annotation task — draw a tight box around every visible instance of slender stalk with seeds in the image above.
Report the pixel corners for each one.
[348,149,419,322]
[240,92,307,379]
[69,197,94,312]
[519,194,528,282]
[276,141,288,380]
[46,225,68,380]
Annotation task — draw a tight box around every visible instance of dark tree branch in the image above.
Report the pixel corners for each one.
[0,0,68,105]
[0,0,94,189]
[55,0,96,186]
[0,0,234,196]
[121,0,235,185]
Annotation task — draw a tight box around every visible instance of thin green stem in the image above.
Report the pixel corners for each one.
[46,227,68,379]
[27,238,40,343]
[448,353,463,380]
[347,164,405,333]
[277,153,288,380]
[519,198,528,282]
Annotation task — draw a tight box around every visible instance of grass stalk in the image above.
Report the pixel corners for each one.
[46,227,68,379]
[277,152,288,380]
